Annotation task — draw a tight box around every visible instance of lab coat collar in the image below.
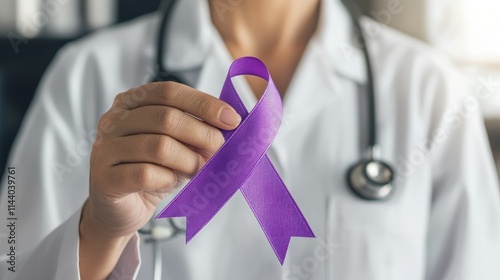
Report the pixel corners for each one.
[315,0,367,83]
[162,0,367,84]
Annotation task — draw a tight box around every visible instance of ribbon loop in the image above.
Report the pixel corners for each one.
[156,56,314,264]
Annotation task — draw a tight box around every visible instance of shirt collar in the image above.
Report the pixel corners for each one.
[162,0,366,83]
[162,0,213,71]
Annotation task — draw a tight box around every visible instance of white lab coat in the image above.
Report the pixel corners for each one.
[1,0,500,279]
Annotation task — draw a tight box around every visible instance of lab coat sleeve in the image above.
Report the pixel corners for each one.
[0,41,141,279]
[425,70,500,279]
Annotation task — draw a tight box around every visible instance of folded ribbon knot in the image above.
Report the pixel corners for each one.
[156,56,315,264]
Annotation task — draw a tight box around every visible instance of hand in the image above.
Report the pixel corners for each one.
[84,81,241,238]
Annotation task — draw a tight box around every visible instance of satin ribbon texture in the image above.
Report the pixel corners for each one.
[156,56,315,264]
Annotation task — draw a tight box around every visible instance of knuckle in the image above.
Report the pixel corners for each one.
[203,128,224,151]
[129,87,146,105]
[166,171,179,188]
[112,92,124,105]
[161,81,174,92]
[193,96,214,118]
[134,165,154,187]
[151,136,177,161]
[182,152,202,177]
[158,81,178,101]
[97,114,115,134]
[113,91,128,107]
[97,115,106,129]
[158,108,181,131]
[190,155,205,176]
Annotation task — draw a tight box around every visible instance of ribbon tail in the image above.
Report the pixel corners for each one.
[240,155,315,264]
[155,192,239,242]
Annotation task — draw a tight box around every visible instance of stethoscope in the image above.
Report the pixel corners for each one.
[141,0,395,278]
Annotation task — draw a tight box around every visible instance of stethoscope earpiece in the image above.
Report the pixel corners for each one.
[347,159,395,200]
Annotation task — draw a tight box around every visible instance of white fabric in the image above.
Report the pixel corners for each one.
[1,0,500,279]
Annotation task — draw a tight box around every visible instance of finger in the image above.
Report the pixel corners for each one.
[107,163,178,194]
[114,82,241,129]
[114,106,225,156]
[109,134,206,177]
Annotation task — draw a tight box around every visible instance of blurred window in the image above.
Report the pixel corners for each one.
[0,0,117,38]
[369,0,500,67]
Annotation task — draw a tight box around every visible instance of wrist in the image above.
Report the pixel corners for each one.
[79,200,135,280]
[80,199,134,243]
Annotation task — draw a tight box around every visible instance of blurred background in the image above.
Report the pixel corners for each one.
[0,0,499,176]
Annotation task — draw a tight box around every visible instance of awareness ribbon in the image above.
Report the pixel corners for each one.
[156,56,315,264]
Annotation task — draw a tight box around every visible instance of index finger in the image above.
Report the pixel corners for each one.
[115,81,241,130]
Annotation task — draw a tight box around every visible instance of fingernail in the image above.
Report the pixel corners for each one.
[219,107,241,127]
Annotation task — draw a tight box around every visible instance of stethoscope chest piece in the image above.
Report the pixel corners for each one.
[347,159,394,200]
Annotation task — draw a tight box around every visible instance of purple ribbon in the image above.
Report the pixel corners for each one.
[156,56,315,264]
